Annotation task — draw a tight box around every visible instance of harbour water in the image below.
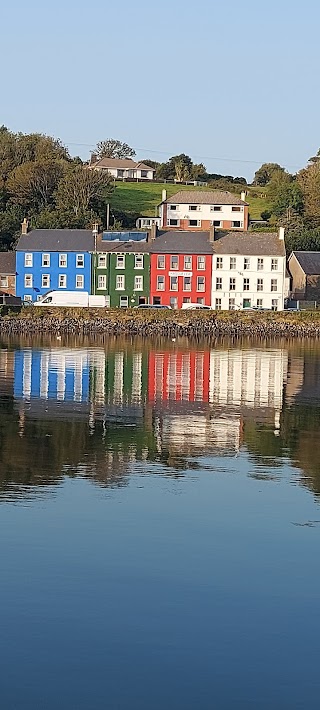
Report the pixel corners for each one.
[1,335,320,709]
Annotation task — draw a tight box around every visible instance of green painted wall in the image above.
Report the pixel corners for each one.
[92,251,150,307]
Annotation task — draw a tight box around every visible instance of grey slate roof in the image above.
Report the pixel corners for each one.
[149,231,214,255]
[290,251,320,275]
[16,229,95,252]
[163,190,248,205]
[213,231,285,257]
[0,251,16,274]
[96,235,151,253]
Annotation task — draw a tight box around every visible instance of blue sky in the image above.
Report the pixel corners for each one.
[2,0,319,180]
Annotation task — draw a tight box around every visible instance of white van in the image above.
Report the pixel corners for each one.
[34,291,107,307]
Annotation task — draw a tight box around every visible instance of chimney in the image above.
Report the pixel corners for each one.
[92,222,99,236]
[161,189,167,202]
[209,225,215,243]
[21,218,29,235]
[149,224,158,242]
[279,227,285,241]
[240,191,247,202]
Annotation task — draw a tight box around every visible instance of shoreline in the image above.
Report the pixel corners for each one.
[1,308,320,338]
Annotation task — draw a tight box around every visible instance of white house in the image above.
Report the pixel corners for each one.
[89,158,155,181]
[159,190,249,230]
[211,228,286,311]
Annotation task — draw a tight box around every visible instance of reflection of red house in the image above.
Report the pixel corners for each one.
[149,231,213,308]
[148,351,210,403]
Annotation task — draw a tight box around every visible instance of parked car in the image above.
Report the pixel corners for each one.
[181,303,212,310]
[134,304,171,309]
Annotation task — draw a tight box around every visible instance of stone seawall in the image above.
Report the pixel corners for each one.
[1,308,320,338]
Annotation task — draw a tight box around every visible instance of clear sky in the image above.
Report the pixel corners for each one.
[2,0,319,180]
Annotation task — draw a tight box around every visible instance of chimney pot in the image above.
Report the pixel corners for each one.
[21,218,29,235]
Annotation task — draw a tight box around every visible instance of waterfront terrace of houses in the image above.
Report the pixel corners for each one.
[159,189,249,231]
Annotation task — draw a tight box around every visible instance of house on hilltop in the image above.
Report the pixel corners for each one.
[89,157,156,181]
[159,190,249,231]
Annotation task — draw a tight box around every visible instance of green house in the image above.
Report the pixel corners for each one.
[92,237,150,307]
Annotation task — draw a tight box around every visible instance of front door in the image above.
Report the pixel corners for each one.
[243,299,251,309]
[139,296,146,305]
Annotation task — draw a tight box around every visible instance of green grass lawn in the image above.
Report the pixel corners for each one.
[110,181,272,223]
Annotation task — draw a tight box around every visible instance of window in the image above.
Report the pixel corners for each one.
[116,254,125,269]
[76,275,84,289]
[140,170,148,178]
[170,297,178,309]
[257,278,263,292]
[170,256,178,270]
[42,274,50,288]
[197,276,205,292]
[271,279,278,292]
[183,276,191,291]
[257,258,264,271]
[157,255,165,269]
[98,255,107,268]
[59,254,67,268]
[0,276,8,288]
[230,257,236,270]
[24,274,33,287]
[257,298,263,308]
[229,298,236,310]
[116,274,125,290]
[42,254,50,267]
[153,297,161,305]
[24,253,33,267]
[169,219,179,227]
[59,274,67,288]
[189,205,199,211]
[169,205,177,211]
[184,255,192,270]
[211,206,221,212]
[232,221,243,228]
[229,277,236,291]
[134,275,143,291]
[215,298,222,311]
[117,170,124,178]
[76,254,84,268]
[24,295,32,302]
[189,219,200,227]
[271,258,278,271]
[97,275,106,289]
[243,278,250,291]
[231,206,241,212]
[216,257,223,269]
[213,220,221,227]
[183,297,191,304]
[197,297,204,305]
[120,295,128,307]
[271,299,278,311]
[244,258,250,270]
[135,254,144,269]
[216,277,222,290]
[197,256,205,270]
[170,275,178,291]
[157,276,165,291]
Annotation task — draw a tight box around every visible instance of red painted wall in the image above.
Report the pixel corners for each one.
[148,350,210,403]
[150,252,212,308]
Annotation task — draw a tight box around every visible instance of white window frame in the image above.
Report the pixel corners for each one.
[170,275,178,291]
[216,257,223,269]
[24,274,33,288]
[244,258,250,270]
[116,254,125,269]
[184,256,192,270]
[168,218,180,227]
[229,278,236,291]
[183,276,191,292]
[98,255,107,268]
[97,274,107,289]
[229,298,236,310]
[24,253,33,267]
[257,298,263,308]
[134,254,144,269]
[76,253,84,268]
[59,274,67,288]
[271,258,278,271]
[134,275,143,291]
[216,277,222,290]
[197,256,205,270]
[257,258,264,271]
[215,298,222,311]
[211,206,222,212]
[257,278,263,292]
[41,274,50,288]
[24,295,32,302]
[0,276,8,288]
[197,276,205,292]
[189,219,201,228]
[271,279,278,292]
[42,253,50,267]
[59,254,67,268]
[156,275,165,291]
[119,295,128,307]
[76,274,84,289]
[116,274,125,290]
[243,278,250,291]
[157,255,165,269]
[230,257,236,270]
[170,256,179,270]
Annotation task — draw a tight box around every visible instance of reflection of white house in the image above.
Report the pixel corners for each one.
[158,414,241,456]
[209,349,288,410]
[89,158,155,181]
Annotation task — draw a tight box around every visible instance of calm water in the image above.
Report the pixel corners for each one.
[1,334,320,709]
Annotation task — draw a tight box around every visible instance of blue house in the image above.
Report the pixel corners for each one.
[16,227,95,302]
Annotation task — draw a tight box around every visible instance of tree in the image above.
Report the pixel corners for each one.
[268,171,303,219]
[95,139,136,160]
[7,159,65,212]
[253,163,285,186]
[297,161,320,224]
[54,165,114,226]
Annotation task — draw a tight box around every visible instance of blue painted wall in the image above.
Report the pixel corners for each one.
[16,251,92,301]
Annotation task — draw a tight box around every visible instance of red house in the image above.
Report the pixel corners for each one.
[149,231,213,308]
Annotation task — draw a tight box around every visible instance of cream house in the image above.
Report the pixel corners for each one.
[89,157,155,181]
[159,190,249,230]
[211,228,286,311]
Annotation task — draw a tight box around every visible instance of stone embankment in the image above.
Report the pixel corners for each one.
[1,307,320,338]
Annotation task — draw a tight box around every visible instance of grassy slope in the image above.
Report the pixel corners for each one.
[110,182,272,222]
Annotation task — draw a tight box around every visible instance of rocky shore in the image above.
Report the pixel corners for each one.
[1,307,320,338]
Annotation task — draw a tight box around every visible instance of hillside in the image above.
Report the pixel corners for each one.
[110,182,272,224]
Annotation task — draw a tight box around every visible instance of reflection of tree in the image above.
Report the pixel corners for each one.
[281,405,320,496]
[243,419,285,468]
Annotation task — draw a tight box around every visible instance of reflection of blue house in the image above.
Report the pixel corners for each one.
[15,227,95,302]
[14,349,90,402]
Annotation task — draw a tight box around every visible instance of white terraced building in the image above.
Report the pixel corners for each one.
[210,228,287,311]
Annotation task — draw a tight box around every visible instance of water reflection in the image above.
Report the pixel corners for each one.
[0,336,320,499]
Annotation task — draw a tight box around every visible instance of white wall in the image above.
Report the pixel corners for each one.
[211,253,286,310]
[165,202,245,226]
